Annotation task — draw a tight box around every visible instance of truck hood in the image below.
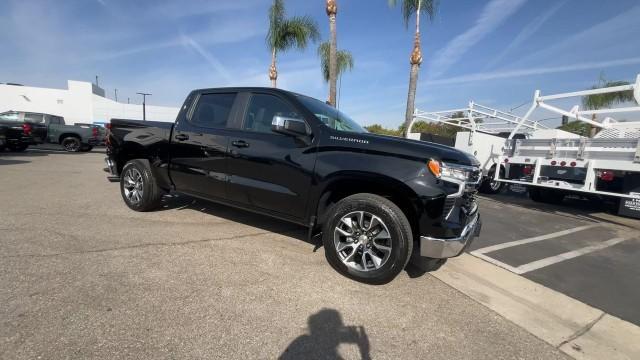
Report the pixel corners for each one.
[356,132,479,166]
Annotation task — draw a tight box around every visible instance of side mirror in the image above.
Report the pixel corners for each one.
[272,116,309,136]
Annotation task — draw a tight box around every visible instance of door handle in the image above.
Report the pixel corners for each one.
[231,140,250,148]
[175,133,189,141]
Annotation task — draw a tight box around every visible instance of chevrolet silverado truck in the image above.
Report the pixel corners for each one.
[105,88,482,284]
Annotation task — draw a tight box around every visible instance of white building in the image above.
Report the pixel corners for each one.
[0,80,179,125]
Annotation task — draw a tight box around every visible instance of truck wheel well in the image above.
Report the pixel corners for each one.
[58,133,81,144]
[316,178,419,241]
[114,142,151,173]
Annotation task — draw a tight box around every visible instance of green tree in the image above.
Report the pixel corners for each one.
[318,41,354,104]
[388,0,439,136]
[557,121,590,136]
[581,74,637,136]
[325,0,339,106]
[364,124,402,136]
[267,0,320,87]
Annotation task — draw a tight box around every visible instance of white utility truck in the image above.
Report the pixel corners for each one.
[409,75,640,218]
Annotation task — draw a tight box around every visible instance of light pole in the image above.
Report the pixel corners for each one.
[114,88,118,102]
[136,92,151,121]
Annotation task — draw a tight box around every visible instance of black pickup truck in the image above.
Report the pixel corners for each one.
[105,88,482,284]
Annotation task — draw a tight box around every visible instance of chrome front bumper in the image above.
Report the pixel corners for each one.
[420,212,481,258]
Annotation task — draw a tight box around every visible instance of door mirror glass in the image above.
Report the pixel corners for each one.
[272,116,309,136]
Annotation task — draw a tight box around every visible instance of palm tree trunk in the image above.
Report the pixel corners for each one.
[269,48,278,88]
[403,0,423,137]
[327,0,338,107]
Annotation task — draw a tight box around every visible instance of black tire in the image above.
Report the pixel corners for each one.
[61,136,81,152]
[119,159,163,212]
[529,187,565,204]
[80,145,93,152]
[8,143,28,152]
[479,166,504,194]
[322,193,413,285]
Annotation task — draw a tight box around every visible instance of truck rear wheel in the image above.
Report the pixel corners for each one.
[322,193,413,285]
[120,159,163,212]
[61,136,81,152]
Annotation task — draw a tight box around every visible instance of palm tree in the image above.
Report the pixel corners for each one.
[266,0,320,87]
[582,75,636,136]
[388,0,438,136]
[326,0,338,106]
[318,41,354,106]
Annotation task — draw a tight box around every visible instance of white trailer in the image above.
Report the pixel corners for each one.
[494,75,640,218]
[409,102,556,194]
[409,75,640,218]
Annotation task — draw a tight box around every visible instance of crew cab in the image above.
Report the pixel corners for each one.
[105,88,482,284]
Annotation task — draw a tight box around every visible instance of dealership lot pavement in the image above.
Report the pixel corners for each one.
[1,149,637,359]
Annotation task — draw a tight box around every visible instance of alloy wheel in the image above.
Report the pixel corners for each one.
[123,168,144,204]
[333,211,392,272]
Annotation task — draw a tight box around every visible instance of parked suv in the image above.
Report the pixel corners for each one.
[105,88,482,284]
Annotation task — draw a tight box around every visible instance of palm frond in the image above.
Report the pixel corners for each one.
[266,0,286,48]
[274,16,320,52]
[582,79,636,110]
[317,41,354,82]
[388,0,439,27]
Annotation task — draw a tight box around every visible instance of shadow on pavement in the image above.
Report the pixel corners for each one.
[279,309,371,360]
[158,193,311,244]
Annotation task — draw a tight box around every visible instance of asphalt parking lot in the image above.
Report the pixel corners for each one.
[1,148,639,359]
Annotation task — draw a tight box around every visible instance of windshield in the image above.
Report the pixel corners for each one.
[296,95,367,134]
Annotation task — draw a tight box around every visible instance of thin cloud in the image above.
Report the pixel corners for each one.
[428,0,527,78]
[426,57,640,86]
[485,0,567,69]
[181,35,232,85]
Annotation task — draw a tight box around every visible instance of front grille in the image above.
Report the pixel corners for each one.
[442,197,456,218]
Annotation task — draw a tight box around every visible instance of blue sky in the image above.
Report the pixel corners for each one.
[1,0,639,128]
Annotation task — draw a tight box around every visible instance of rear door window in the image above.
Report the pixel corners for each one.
[24,113,44,123]
[190,93,236,128]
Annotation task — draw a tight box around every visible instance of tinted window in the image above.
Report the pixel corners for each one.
[191,93,236,128]
[243,94,301,133]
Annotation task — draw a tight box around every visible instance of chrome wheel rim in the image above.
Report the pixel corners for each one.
[123,168,144,204]
[334,211,392,272]
[489,179,501,191]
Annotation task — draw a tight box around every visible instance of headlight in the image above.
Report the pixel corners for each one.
[427,160,471,182]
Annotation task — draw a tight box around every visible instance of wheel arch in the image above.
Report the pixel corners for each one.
[58,132,82,144]
[313,172,420,239]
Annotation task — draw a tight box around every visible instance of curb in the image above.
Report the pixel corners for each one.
[432,254,640,359]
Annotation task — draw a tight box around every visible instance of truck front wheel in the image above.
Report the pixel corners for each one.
[120,159,163,212]
[322,193,413,285]
[479,167,504,194]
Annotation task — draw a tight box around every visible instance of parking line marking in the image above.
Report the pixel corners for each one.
[469,252,523,274]
[471,224,600,255]
[515,237,631,274]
